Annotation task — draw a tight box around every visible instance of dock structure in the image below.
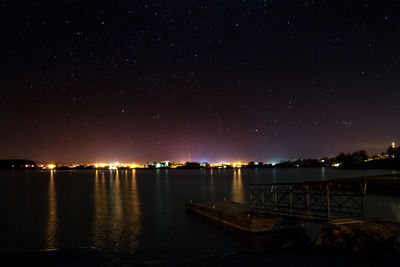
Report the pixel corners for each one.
[249,182,367,222]
[186,180,400,254]
[186,181,367,232]
[185,200,302,233]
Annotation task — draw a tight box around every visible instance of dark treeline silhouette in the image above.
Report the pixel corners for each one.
[335,150,369,165]
[386,144,400,158]
[274,145,400,169]
[57,165,95,170]
[177,162,202,169]
[343,158,400,169]
[340,145,400,169]
[274,158,327,168]
[244,162,273,168]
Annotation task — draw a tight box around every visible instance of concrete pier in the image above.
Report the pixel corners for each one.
[186,200,303,233]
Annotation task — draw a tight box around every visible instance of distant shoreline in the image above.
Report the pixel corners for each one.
[1,166,400,171]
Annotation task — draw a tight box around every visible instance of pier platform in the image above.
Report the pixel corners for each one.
[185,200,302,233]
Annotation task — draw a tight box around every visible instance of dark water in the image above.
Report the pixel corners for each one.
[0,168,399,260]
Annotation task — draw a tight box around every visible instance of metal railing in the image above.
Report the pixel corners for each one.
[249,182,367,221]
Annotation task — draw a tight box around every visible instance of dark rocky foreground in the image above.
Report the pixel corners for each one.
[4,245,400,266]
[315,220,400,255]
[186,200,400,257]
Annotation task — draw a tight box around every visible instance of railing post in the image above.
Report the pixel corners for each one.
[250,188,253,209]
[261,185,265,210]
[361,182,366,218]
[289,186,293,213]
[306,185,310,217]
[248,182,364,221]
[326,184,331,221]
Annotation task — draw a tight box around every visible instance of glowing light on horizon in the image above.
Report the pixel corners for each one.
[232,162,242,168]
[47,164,56,170]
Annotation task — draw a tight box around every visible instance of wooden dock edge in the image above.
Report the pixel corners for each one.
[186,201,303,233]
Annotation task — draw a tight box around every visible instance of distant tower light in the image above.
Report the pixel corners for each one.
[392,142,396,148]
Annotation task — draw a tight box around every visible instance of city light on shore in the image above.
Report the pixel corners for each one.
[47,164,56,170]
[6,141,397,171]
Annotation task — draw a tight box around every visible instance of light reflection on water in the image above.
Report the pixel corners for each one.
[0,168,399,257]
[321,167,326,180]
[91,169,141,252]
[112,170,122,248]
[127,169,141,252]
[271,168,277,184]
[209,168,215,200]
[232,169,245,203]
[92,170,107,248]
[45,170,57,249]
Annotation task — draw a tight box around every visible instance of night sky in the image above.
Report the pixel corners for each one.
[1,1,399,163]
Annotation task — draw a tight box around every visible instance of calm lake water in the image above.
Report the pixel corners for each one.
[0,168,399,261]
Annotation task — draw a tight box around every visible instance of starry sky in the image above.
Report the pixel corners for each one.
[1,0,399,163]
